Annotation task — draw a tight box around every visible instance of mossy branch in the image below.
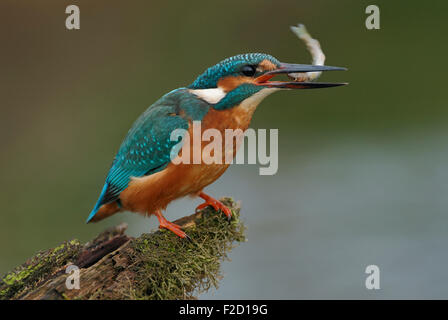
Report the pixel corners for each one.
[0,198,245,300]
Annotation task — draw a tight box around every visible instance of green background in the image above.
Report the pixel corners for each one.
[1,0,447,298]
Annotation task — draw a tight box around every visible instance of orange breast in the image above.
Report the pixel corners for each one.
[119,104,256,215]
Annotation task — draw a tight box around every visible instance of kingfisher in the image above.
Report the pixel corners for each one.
[86,53,346,238]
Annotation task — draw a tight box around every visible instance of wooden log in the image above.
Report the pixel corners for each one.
[0,198,245,300]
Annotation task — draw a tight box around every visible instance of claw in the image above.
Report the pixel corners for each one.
[196,192,232,220]
[155,209,188,239]
[159,221,187,239]
[195,202,209,212]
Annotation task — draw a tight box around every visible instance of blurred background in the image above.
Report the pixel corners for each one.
[1,0,448,299]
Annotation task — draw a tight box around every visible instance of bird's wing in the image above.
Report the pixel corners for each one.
[104,106,188,202]
[87,91,196,222]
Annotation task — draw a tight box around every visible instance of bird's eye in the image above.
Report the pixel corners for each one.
[241,65,256,77]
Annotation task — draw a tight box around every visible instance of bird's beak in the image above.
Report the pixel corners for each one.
[255,62,347,89]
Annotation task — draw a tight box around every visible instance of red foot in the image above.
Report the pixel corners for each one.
[196,192,232,220]
[155,209,187,239]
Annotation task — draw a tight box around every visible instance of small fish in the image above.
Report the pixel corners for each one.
[288,24,326,82]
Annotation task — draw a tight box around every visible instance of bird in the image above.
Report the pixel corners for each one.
[86,53,346,238]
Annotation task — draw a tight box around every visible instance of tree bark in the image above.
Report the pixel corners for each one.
[0,198,245,300]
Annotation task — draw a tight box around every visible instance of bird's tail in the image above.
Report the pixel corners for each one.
[86,183,109,223]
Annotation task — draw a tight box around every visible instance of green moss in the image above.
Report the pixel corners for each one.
[0,239,82,300]
[129,198,245,300]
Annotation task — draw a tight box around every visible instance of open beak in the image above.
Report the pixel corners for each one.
[255,62,347,89]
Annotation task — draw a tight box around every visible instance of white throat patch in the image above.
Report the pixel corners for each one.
[189,87,226,104]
